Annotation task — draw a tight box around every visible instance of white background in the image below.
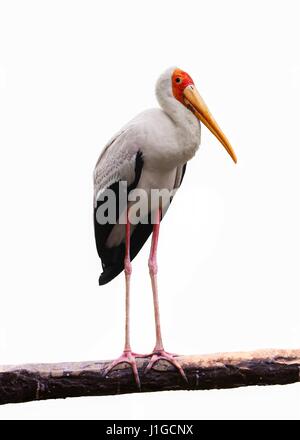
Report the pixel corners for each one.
[0,0,299,420]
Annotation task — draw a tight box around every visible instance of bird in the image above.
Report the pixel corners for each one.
[93,67,237,388]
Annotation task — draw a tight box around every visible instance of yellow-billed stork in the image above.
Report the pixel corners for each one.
[94,67,237,388]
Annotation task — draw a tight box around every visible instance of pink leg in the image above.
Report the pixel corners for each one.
[103,210,141,389]
[124,213,132,352]
[148,209,163,351]
[146,209,187,383]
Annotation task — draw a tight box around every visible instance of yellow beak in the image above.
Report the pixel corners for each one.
[183,85,237,163]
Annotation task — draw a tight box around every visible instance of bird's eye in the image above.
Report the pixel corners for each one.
[175,77,182,83]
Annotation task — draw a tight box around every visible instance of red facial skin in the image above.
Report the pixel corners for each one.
[172,68,194,104]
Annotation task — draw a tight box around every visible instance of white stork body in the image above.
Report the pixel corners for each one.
[94,109,200,247]
[93,67,236,387]
[94,68,201,254]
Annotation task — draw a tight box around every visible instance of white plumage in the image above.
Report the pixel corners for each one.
[94,67,201,248]
[93,67,236,388]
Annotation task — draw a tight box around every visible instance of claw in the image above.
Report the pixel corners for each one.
[104,350,141,390]
[145,349,188,384]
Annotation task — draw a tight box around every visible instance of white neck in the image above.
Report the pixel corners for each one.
[155,67,197,126]
[159,92,198,127]
[155,67,201,164]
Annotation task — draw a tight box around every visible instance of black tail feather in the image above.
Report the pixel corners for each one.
[98,220,153,285]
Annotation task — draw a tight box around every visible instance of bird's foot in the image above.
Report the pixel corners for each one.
[103,350,141,390]
[145,349,188,383]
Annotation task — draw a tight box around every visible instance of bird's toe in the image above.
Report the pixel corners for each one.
[103,350,141,390]
[145,349,188,384]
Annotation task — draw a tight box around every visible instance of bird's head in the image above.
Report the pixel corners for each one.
[157,67,237,164]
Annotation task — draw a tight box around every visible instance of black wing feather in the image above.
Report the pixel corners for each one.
[94,157,187,286]
[94,151,146,285]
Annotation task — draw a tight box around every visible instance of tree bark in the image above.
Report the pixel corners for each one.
[0,349,299,405]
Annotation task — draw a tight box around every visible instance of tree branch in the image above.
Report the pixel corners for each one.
[0,349,299,405]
